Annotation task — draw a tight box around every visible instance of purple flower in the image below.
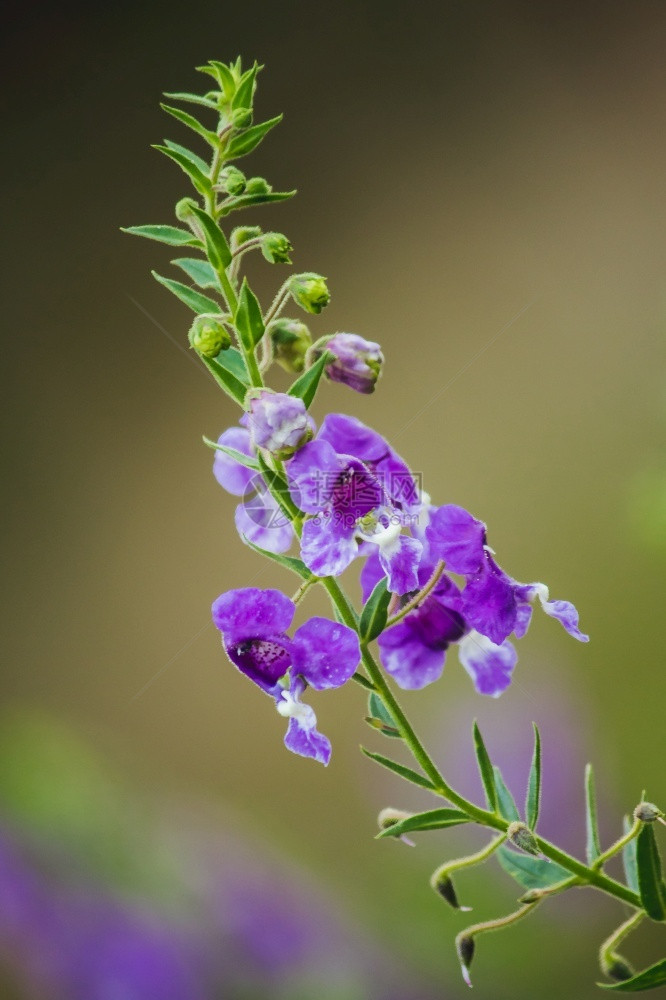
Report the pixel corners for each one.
[286,414,423,588]
[247,389,311,459]
[317,333,384,394]
[211,587,361,763]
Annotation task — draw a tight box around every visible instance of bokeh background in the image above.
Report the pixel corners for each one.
[2,1,666,996]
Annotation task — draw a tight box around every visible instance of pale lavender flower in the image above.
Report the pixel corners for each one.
[319,332,384,394]
[247,389,311,458]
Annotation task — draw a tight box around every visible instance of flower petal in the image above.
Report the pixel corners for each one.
[291,617,360,689]
[283,717,332,765]
[212,426,255,496]
[458,631,517,697]
[378,535,422,596]
[211,588,295,643]
[426,504,487,575]
[300,517,358,577]
[286,439,340,513]
[461,554,518,645]
[317,413,388,463]
[235,492,294,554]
[378,623,446,689]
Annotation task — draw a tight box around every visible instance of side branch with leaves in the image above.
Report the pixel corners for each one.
[124,58,665,991]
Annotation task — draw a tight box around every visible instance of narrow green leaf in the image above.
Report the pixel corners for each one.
[153,143,211,196]
[151,271,221,314]
[163,139,209,175]
[202,435,259,470]
[359,578,391,643]
[205,61,236,101]
[636,824,666,921]
[493,765,521,823]
[598,958,666,992]
[472,721,497,813]
[366,691,401,738]
[288,351,332,408]
[360,747,435,791]
[497,845,571,890]
[121,224,202,247]
[585,763,603,864]
[160,104,218,146]
[235,279,265,351]
[242,537,311,580]
[525,723,542,831]
[256,454,301,522]
[232,62,260,110]
[214,346,248,384]
[189,206,232,270]
[623,815,639,893]
[200,354,247,406]
[227,115,283,159]
[377,808,471,839]
[218,190,297,216]
[171,258,220,290]
[163,91,219,109]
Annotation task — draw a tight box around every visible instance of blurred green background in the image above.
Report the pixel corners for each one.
[1,1,665,996]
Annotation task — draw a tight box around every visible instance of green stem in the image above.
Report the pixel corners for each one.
[592,816,642,870]
[386,561,445,627]
[599,910,644,981]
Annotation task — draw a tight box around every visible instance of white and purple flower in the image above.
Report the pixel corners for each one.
[315,332,384,394]
[212,587,361,764]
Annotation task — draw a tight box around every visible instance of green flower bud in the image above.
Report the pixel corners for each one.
[175,197,198,222]
[289,272,331,315]
[230,107,252,128]
[231,225,263,249]
[377,807,411,831]
[219,165,246,196]
[261,232,293,264]
[633,801,664,823]
[245,176,272,195]
[507,821,542,857]
[188,314,231,357]
[455,933,475,988]
[605,957,635,982]
[267,320,312,373]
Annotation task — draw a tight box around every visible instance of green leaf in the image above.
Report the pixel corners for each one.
[636,823,666,921]
[232,62,260,110]
[227,115,283,159]
[525,723,542,831]
[242,537,311,580]
[598,958,666,992]
[160,104,219,147]
[472,721,497,813]
[288,351,332,409]
[215,346,248,383]
[360,747,435,791]
[153,143,211,197]
[359,578,391,643]
[235,279,265,351]
[163,139,209,175]
[121,224,202,247]
[585,763,602,864]
[218,190,297,216]
[151,271,221,314]
[205,61,236,101]
[493,765,521,823]
[171,257,220,290]
[200,354,247,406]
[202,435,259,470]
[189,206,232,270]
[163,91,220,109]
[366,691,401,738]
[623,815,639,893]
[256,454,301,522]
[377,808,471,839]
[497,846,571,890]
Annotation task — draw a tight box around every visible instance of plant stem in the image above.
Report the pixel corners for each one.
[592,816,642,870]
[386,561,445,627]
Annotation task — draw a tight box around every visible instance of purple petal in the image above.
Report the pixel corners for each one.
[378,535,422,596]
[317,413,388,463]
[286,439,341,513]
[212,426,255,496]
[284,717,331,765]
[248,390,310,457]
[426,504,487,575]
[373,452,421,515]
[461,555,518,645]
[212,588,295,643]
[514,600,533,639]
[360,550,386,602]
[378,623,446,689]
[541,597,589,641]
[457,632,517,697]
[300,517,358,577]
[235,493,294,554]
[291,618,360,689]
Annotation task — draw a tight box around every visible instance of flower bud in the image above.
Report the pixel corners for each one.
[377,807,411,831]
[230,107,252,128]
[175,197,198,222]
[246,389,311,459]
[633,801,664,823]
[314,332,383,394]
[231,225,263,251]
[268,319,312,373]
[188,314,231,357]
[507,821,543,857]
[289,273,330,315]
[261,232,293,264]
[219,165,246,195]
[455,933,475,988]
[245,176,272,195]
[604,957,635,982]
